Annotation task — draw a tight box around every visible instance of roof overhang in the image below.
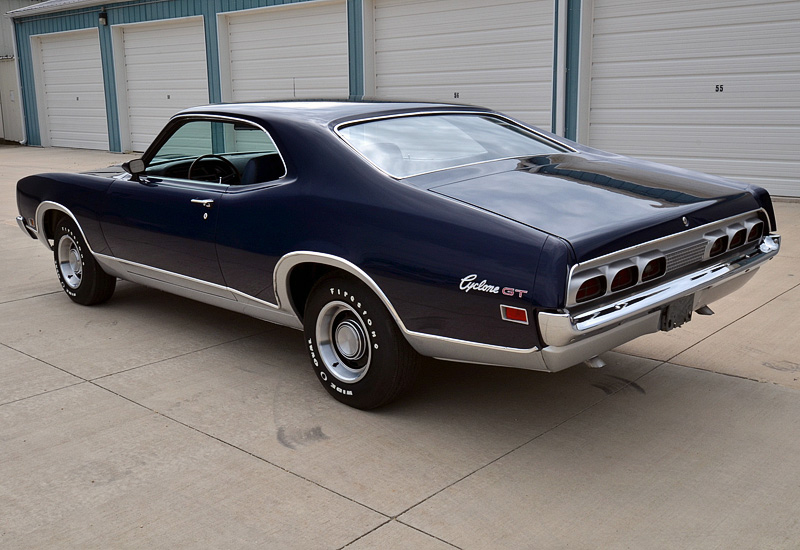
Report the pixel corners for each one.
[8,0,113,19]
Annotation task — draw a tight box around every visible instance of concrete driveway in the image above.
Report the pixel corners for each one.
[2,144,799,549]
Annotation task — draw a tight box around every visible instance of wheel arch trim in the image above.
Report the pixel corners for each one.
[34,201,87,251]
[274,252,544,369]
[274,252,405,328]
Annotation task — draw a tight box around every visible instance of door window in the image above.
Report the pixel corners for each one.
[144,119,285,185]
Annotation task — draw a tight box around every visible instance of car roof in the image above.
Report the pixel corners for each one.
[176,100,495,127]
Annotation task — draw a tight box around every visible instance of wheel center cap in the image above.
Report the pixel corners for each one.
[69,249,82,272]
[335,320,365,360]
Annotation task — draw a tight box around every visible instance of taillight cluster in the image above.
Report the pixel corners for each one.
[705,218,763,259]
[569,216,767,306]
[572,253,668,304]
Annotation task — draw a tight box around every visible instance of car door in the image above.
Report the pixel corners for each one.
[102,119,231,286]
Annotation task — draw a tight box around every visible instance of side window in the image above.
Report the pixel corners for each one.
[150,121,214,162]
[144,119,285,185]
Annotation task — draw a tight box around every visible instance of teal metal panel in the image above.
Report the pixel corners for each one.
[348,0,364,99]
[564,0,581,141]
[551,0,559,134]
[98,20,121,151]
[14,21,39,145]
[13,0,362,150]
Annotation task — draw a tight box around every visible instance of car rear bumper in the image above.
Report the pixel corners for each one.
[537,234,780,371]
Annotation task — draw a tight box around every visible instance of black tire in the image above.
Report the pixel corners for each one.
[53,216,116,305]
[304,275,420,409]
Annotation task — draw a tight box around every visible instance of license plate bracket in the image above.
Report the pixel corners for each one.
[660,294,694,331]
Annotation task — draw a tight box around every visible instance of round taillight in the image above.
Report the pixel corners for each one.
[576,276,606,303]
[641,257,666,282]
[747,222,763,242]
[709,236,729,257]
[729,229,746,249]
[610,266,638,292]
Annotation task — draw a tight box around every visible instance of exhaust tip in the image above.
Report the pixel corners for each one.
[585,356,606,369]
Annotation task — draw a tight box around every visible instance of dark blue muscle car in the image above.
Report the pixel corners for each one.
[16,101,781,408]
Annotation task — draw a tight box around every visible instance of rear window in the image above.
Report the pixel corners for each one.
[337,114,566,178]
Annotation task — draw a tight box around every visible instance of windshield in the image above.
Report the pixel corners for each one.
[337,114,566,178]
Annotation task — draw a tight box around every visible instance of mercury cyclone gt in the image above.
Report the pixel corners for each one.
[16,101,781,408]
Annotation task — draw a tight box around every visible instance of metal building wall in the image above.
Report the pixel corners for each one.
[13,0,366,151]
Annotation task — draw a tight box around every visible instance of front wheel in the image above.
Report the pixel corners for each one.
[304,276,419,409]
[53,216,116,305]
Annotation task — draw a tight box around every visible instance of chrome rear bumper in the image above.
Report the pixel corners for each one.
[537,235,780,370]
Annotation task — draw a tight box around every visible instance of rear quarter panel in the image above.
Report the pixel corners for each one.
[216,121,561,350]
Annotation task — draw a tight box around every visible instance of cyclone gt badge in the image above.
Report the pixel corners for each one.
[459,274,528,298]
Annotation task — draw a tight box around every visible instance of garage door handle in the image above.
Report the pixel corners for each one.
[190,198,215,208]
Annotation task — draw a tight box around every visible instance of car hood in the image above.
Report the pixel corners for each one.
[429,153,761,261]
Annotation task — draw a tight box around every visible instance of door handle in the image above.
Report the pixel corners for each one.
[190,198,214,208]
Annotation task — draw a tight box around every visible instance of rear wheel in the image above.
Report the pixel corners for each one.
[53,216,116,305]
[304,276,419,409]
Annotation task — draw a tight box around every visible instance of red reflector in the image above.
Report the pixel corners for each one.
[709,236,729,257]
[747,222,763,242]
[729,229,746,249]
[611,266,637,292]
[576,276,606,303]
[501,305,528,324]
[642,257,666,282]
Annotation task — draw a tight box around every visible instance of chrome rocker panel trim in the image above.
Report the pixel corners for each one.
[27,202,778,376]
[538,234,781,370]
[29,203,545,369]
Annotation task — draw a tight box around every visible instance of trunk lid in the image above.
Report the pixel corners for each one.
[428,153,760,261]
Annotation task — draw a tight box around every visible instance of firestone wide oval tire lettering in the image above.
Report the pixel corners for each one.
[303,276,420,409]
[53,216,116,306]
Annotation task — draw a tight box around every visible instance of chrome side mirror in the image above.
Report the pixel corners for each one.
[122,158,146,175]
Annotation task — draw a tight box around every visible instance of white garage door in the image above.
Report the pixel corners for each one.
[221,0,349,102]
[115,18,209,152]
[588,0,800,197]
[373,0,555,128]
[34,30,108,149]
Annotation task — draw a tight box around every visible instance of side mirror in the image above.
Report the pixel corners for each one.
[122,158,146,176]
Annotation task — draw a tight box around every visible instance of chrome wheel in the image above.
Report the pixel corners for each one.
[316,301,371,383]
[57,234,83,290]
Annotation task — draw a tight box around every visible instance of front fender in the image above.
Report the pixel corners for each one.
[17,173,114,254]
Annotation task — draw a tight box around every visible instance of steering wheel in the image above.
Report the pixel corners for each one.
[187,154,240,184]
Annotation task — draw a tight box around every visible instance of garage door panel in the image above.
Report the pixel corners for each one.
[594,53,800,80]
[377,0,527,21]
[590,108,798,127]
[590,126,798,153]
[231,34,346,54]
[588,0,800,196]
[593,25,797,63]
[231,48,347,68]
[378,40,552,70]
[36,30,108,150]
[596,0,763,18]
[378,67,552,88]
[591,74,800,109]
[118,18,209,152]
[374,0,554,127]
[225,1,349,102]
